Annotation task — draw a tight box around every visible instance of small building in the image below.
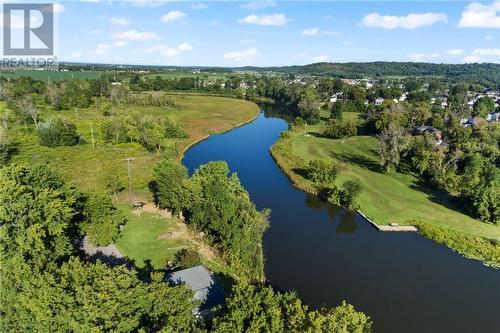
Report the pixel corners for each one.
[486,112,500,122]
[413,126,443,144]
[375,97,384,105]
[165,265,225,318]
[460,117,478,127]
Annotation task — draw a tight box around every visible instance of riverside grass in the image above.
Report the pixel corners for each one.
[270,112,500,267]
[6,95,259,194]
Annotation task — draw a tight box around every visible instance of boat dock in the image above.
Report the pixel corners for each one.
[357,210,418,232]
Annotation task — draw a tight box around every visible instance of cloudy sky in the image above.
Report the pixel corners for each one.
[5,0,500,66]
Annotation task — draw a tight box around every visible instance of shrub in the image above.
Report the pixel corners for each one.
[307,160,339,185]
[37,117,79,147]
[174,249,201,268]
[340,179,363,208]
[323,119,357,139]
[82,193,125,246]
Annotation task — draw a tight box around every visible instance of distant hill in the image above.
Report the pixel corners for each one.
[237,62,500,88]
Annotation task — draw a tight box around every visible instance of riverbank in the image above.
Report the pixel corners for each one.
[270,130,500,268]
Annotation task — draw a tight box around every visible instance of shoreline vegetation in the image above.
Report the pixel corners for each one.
[270,128,500,269]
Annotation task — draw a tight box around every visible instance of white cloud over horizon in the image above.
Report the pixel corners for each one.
[301,28,319,36]
[446,48,463,55]
[238,14,288,26]
[144,43,193,57]
[409,53,439,62]
[458,1,500,28]
[112,29,159,41]
[464,48,500,62]
[223,47,260,61]
[361,12,448,29]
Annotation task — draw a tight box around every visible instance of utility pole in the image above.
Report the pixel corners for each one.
[90,122,95,149]
[122,157,134,198]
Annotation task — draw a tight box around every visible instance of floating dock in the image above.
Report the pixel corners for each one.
[357,210,418,232]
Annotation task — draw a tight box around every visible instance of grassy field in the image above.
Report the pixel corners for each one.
[144,71,228,81]
[114,204,194,269]
[272,112,500,242]
[6,95,259,194]
[0,70,103,81]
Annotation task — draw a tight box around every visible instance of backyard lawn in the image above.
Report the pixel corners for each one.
[114,204,194,269]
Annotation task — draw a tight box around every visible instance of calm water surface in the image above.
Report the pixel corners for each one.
[183,112,500,333]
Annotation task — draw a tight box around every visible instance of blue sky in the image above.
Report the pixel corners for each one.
[22,1,500,66]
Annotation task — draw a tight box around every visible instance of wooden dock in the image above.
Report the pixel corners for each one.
[357,210,418,232]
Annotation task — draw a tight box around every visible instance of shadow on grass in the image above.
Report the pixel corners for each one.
[335,152,382,173]
[409,178,472,218]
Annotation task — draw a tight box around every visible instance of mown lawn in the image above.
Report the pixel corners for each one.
[275,111,500,241]
[114,204,194,269]
[6,95,259,193]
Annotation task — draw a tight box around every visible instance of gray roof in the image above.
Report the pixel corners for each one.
[165,265,224,314]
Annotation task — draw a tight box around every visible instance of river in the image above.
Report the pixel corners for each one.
[182,111,500,333]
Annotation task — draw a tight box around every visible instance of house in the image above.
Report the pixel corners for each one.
[413,126,443,144]
[486,112,500,122]
[165,265,225,318]
[375,97,384,105]
[441,100,448,108]
[460,117,478,127]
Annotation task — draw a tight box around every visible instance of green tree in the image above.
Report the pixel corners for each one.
[0,164,81,266]
[329,101,343,119]
[340,179,363,208]
[298,87,321,124]
[37,117,79,147]
[307,160,340,185]
[82,193,125,246]
[377,123,409,172]
[472,97,495,118]
[150,158,189,213]
[323,119,357,139]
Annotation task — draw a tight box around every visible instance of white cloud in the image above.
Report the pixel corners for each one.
[323,30,341,36]
[485,34,493,40]
[90,29,101,35]
[112,29,159,41]
[70,52,82,59]
[241,1,276,10]
[191,3,208,10]
[361,12,448,29]
[94,41,127,55]
[301,28,319,36]
[144,43,193,57]
[131,0,165,8]
[464,48,500,62]
[161,10,186,22]
[53,3,65,13]
[458,1,500,28]
[409,53,439,62]
[297,51,309,58]
[312,55,330,62]
[110,16,130,26]
[223,47,260,61]
[177,42,193,51]
[446,48,463,55]
[341,40,351,45]
[238,14,288,26]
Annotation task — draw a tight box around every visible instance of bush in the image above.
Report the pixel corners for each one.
[174,249,201,268]
[340,179,363,208]
[307,160,339,185]
[37,117,79,147]
[323,119,357,139]
[289,117,306,132]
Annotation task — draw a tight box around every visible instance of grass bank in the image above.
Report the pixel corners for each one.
[270,113,500,267]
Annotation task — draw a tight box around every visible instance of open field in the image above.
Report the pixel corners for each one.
[6,95,259,194]
[0,70,103,81]
[144,71,228,81]
[271,113,500,242]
